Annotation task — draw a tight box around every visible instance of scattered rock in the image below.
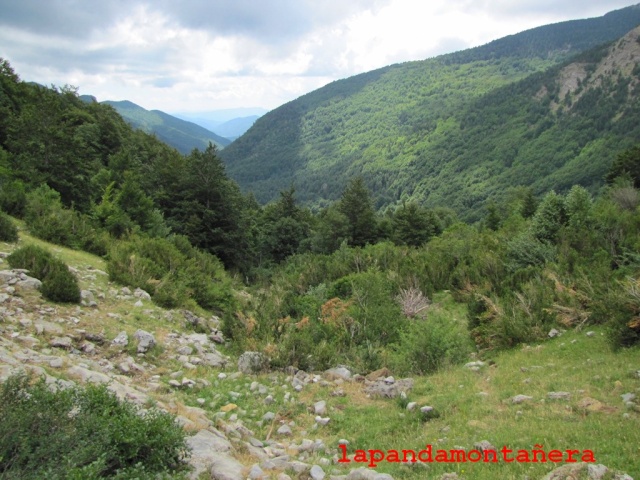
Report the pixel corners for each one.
[49,336,73,349]
[547,391,571,400]
[111,331,129,347]
[314,400,327,415]
[364,377,413,398]
[134,288,152,301]
[309,464,326,480]
[324,366,352,381]
[541,462,633,480]
[133,329,156,354]
[548,328,561,338]
[511,394,533,404]
[238,351,269,374]
[277,424,293,436]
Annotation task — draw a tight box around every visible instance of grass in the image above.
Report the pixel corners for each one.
[1,219,639,479]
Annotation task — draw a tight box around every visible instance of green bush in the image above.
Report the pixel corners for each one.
[391,310,472,375]
[107,235,235,313]
[0,211,18,242]
[7,244,80,303]
[0,374,190,479]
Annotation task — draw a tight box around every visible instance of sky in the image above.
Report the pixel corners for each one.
[0,1,636,114]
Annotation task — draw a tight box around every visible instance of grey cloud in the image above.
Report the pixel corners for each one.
[0,0,131,37]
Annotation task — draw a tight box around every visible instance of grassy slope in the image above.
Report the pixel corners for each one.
[1,224,638,479]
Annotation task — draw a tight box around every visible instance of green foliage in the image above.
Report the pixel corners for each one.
[221,8,640,221]
[106,235,235,312]
[338,177,378,247]
[0,374,189,479]
[7,244,80,303]
[530,190,566,242]
[390,310,472,375]
[606,144,640,187]
[105,100,230,154]
[0,211,18,242]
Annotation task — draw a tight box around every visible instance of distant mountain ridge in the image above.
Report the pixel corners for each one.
[220,4,640,220]
[96,100,231,154]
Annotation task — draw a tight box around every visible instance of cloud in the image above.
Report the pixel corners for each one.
[0,0,635,111]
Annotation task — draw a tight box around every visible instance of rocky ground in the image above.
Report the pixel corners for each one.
[0,247,637,480]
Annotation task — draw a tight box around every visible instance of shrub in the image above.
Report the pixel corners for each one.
[0,211,18,242]
[107,235,235,313]
[391,309,472,375]
[7,244,80,303]
[0,374,190,479]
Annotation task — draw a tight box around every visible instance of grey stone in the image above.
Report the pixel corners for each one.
[547,391,571,400]
[277,424,292,436]
[621,393,636,403]
[133,329,155,353]
[363,377,413,398]
[111,331,128,347]
[324,366,352,380]
[209,454,245,480]
[238,351,269,374]
[203,351,228,367]
[314,400,327,415]
[310,465,326,480]
[134,288,152,301]
[548,328,561,338]
[474,440,496,452]
[511,394,533,404]
[248,464,265,479]
[49,336,73,349]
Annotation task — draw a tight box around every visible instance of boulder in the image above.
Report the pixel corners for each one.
[238,351,269,374]
[133,329,156,353]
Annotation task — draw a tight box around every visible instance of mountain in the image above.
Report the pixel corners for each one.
[102,100,231,154]
[173,108,267,138]
[213,115,261,141]
[220,5,640,219]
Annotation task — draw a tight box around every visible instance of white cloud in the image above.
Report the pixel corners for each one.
[0,0,636,112]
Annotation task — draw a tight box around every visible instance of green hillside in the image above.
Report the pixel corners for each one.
[103,100,231,154]
[220,5,640,219]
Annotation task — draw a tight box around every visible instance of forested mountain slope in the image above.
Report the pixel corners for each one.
[103,100,231,154]
[220,5,640,219]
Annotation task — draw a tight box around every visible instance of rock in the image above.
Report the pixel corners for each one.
[208,452,245,480]
[248,464,266,479]
[133,329,156,353]
[324,366,352,380]
[309,465,326,480]
[547,391,571,400]
[203,351,228,368]
[463,361,486,371]
[49,336,73,349]
[134,300,143,307]
[49,357,64,368]
[80,290,96,307]
[586,331,596,337]
[315,416,330,426]
[541,462,633,480]
[363,377,413,398]
[134,288,151,301]
[35,320,64,335]
[111,331,129,347]
[365,367,391,381]
[238,351,269,374]
[548,328,561,338]
[277,424,293,436]
[511,394,533,404]
[314,400,327,415]
[473,440,496,452]
[621,393,636,403]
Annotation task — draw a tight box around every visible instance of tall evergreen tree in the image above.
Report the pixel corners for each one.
[338,177,377,247]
